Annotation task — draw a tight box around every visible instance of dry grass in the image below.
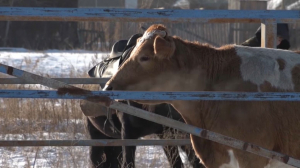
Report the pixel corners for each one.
[0,57,98,135]
[0,56,97,167]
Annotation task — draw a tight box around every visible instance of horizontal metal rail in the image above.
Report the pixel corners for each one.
[0,78,109,84]
[1,90,300,101]
[1,63,300,167]
[0,7,299,23]
[0,139,191,146]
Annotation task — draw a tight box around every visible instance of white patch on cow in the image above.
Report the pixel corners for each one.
[235,45,300,91]
[219,150,240,168]
[136,30,167,47]
[264,159,296,168]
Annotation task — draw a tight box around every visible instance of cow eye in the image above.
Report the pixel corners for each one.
[140,56,150,62]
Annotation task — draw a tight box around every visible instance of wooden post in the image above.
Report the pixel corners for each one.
[228,0,241,44]
[261,19,277,48]
[228,0,268,44]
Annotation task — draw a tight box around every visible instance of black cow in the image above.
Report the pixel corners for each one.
[80,33,203,168]
[241,23,290,50]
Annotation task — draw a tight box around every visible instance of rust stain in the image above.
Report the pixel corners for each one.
[277,58,286,70]
[200,130,208,138]
[57,87,112,106]
[7,66,13,75]
[57,87,91,95]
[222,136,233,141]
[282,155,290,163]
[250,144,260,151]
[243,143,249,150]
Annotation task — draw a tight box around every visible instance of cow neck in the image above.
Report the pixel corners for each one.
[172,37,241,91]
[170,38,241,128]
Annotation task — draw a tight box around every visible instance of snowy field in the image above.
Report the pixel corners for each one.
[0,119,169,168]
[0,48,173,168]
[0,48,107,78]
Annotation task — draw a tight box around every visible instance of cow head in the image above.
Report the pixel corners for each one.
[104,24,208,105]
[104,24,180,92]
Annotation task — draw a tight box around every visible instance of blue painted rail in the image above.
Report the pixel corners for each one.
[1,90,300,101]
[0,7,299,23]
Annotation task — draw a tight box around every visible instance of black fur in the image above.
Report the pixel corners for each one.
[83,102,203,168]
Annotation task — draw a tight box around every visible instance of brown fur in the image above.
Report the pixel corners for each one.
[276,58,286,70]
[146,24,167,33]
[106,24,300,168]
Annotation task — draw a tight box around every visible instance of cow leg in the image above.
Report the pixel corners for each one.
[118,102,172,168]
[120,113,137,168]
[162,145,184,168]
[104,146,123,168]
[90,142,122,168]
[121,117,136,168]
[156,132,183,168]
[86,117,122,168]
[121,145,136,168]
[179,145,204,168]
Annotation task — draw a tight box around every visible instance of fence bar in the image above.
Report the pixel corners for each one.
[0,63,78,90]
[2,90,300,101]
[1,64,300,167]
[261,19,277,48]
[0,7,299,23]
[0,78,109,84]
[0,139,191,146]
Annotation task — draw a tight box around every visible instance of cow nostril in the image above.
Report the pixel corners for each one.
[103,85,113,91]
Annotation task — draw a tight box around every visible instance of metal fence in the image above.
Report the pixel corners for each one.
[0,7,300,167]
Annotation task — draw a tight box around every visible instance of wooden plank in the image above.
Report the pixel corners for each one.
[2,90,300,101]
[240,1,268,44]
[0,78,110,84]
[0,63,78,89]
[261,19,277,48]
[0,7,298,23]
[1,63,300,167]
[0,139,191,146]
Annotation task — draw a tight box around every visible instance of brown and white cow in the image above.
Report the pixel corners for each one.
[104,24,300,168]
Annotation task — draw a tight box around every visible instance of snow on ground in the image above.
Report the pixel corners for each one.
[0,48,109,77]
[0,132,89,168]
[0,131,170,168]
[0,48,174,168]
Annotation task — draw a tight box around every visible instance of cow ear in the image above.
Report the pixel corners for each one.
[153,36,175,59]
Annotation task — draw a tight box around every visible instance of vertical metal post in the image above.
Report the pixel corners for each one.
[261,19,277,48]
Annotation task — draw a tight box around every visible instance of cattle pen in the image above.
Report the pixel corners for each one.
[0,7,300,167]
